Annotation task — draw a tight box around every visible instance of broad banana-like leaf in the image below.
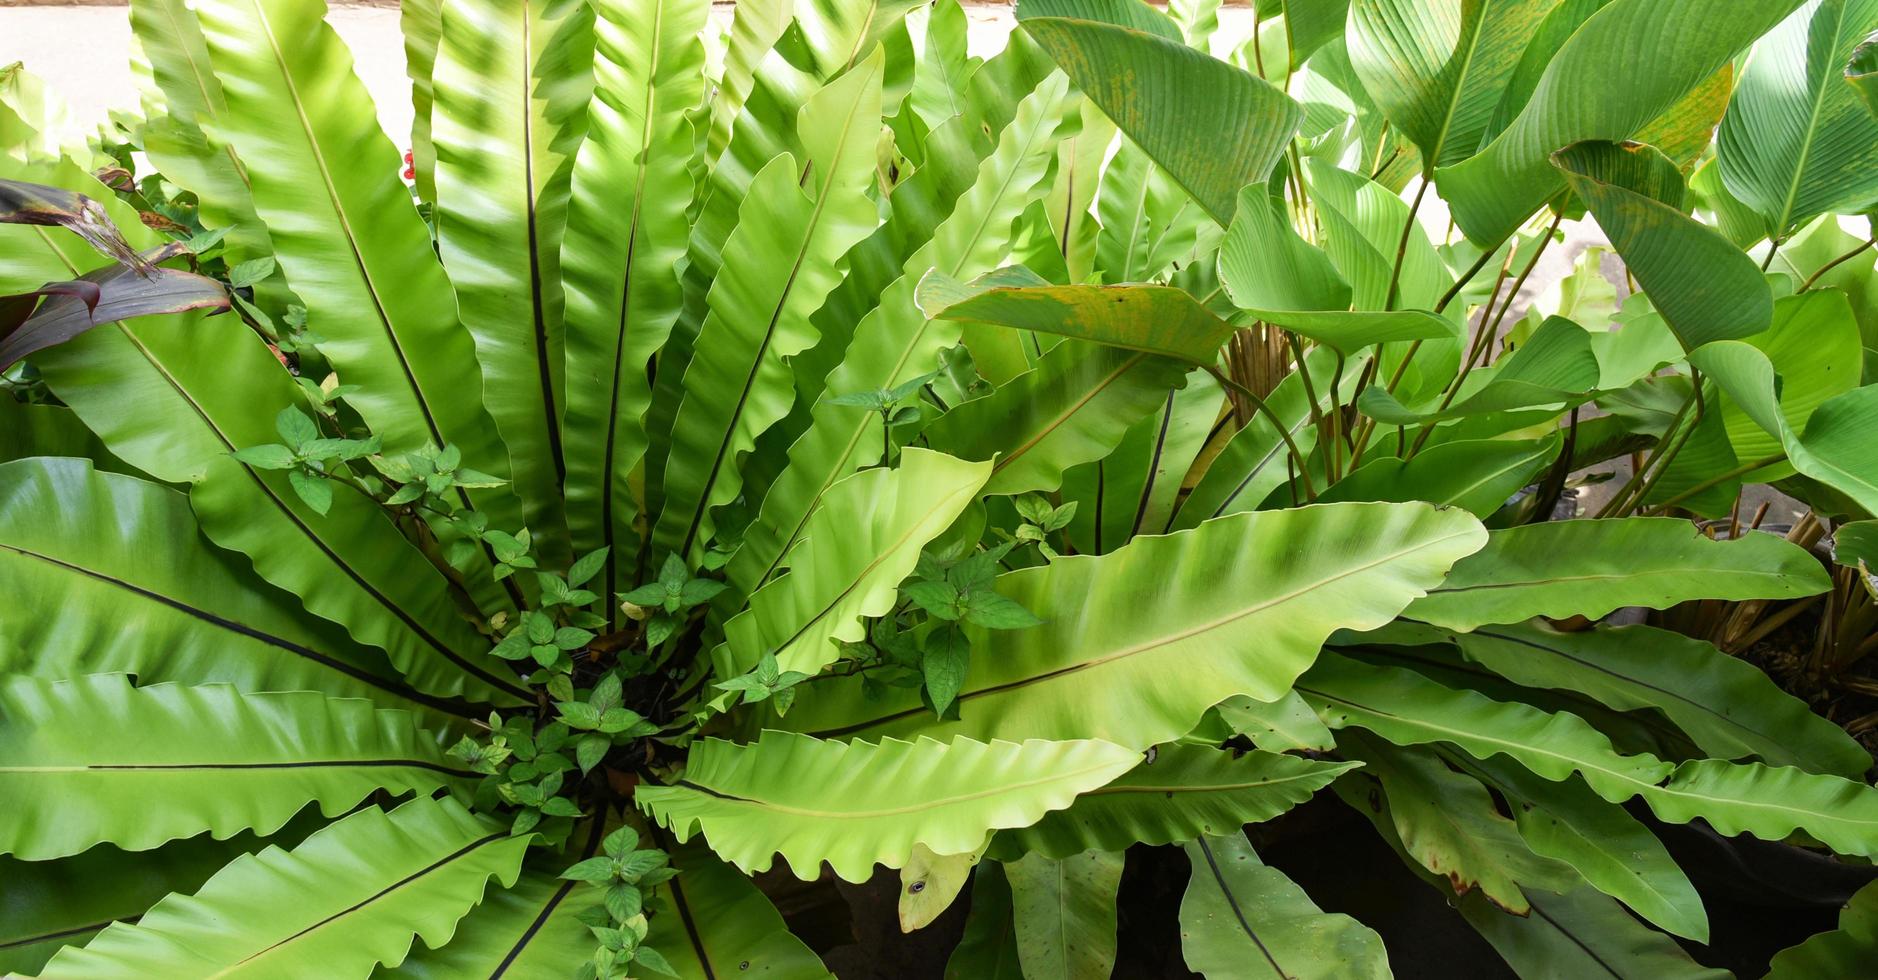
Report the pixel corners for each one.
[728,73,1071,596]
[719,449,991,677]
[34,797,526,979]
[989,745,1356,860]
[1215,185,1350,311]
[0,831,284,976]
[402,0,444,202]
[1765,880,1878,979]
[780,502,1485,749]
[559,0,708,609]
[1005,849,1123,980]
[1302,654,1878,858]
[1317,434,1560,517]
[1459,885,1730,980]
[1444,620,1872,777]
[0,260,229,372]
[1554,140,1774,349]
[635,731,1138,881]
[0,457,466,721]
[1400,517,1830,629]
[1850,35,1878,118]
[431,0,596,564]
[926,341,1193,496]
[945,863,1025,979]
[655,54,883,562]
[1346,0,1562,170]
[1307,159,1447,311]
[646,836,834,979]
[1718,0,1878,236]
[1017,0,1300,226]
[1460,754,1707,941]
[1340,734,1577,913]
[1437,0,1804,244]
[1704,291,1864,484]
[1690,341,1878,516]
[1357,316,1600,423]
[193,0,524,546]
[0,674,467,860]
[1179,830,1390,980]
[916,266,1236,365]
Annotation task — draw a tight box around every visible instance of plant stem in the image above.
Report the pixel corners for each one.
[1597,371,1704,518]
[1647,450,1788,513]
[1203,364,1317,500]
[1385,180,1431,313]
[1799,237,1877,292]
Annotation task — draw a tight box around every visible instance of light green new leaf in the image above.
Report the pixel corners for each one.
[637,731,1137,881]
[1347,0,1563,170]
[1358,316,1600,423]
[647,835,835,979]
[728,73,1071,596]
[0,674,467,860]
[1401,517,1830,629]
[33,797,525,979]
[990,745,1356,860]
[1446,620,1872,777]
[780,502,1485,749]
[1341,735,1577,913]
[1017,0,1301,225]
[1554,140,1774,349]
[1459,755,1707,941]
[193,0,522,539]
[1005,849,1123,980]
[1437,0,1803,244]
[901,843,980,933]
[0,457,464,723]
[1179,831,1390,980]
[559,0,708,608]
[1690,340,1878,516]
[1718,0,1878,236]
[719,449,991,677]
[1765,880,1878,979]
[926,340,1194,496]
[655,55,885,562]
[917,266,1237,365]
[431,0,595,563]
